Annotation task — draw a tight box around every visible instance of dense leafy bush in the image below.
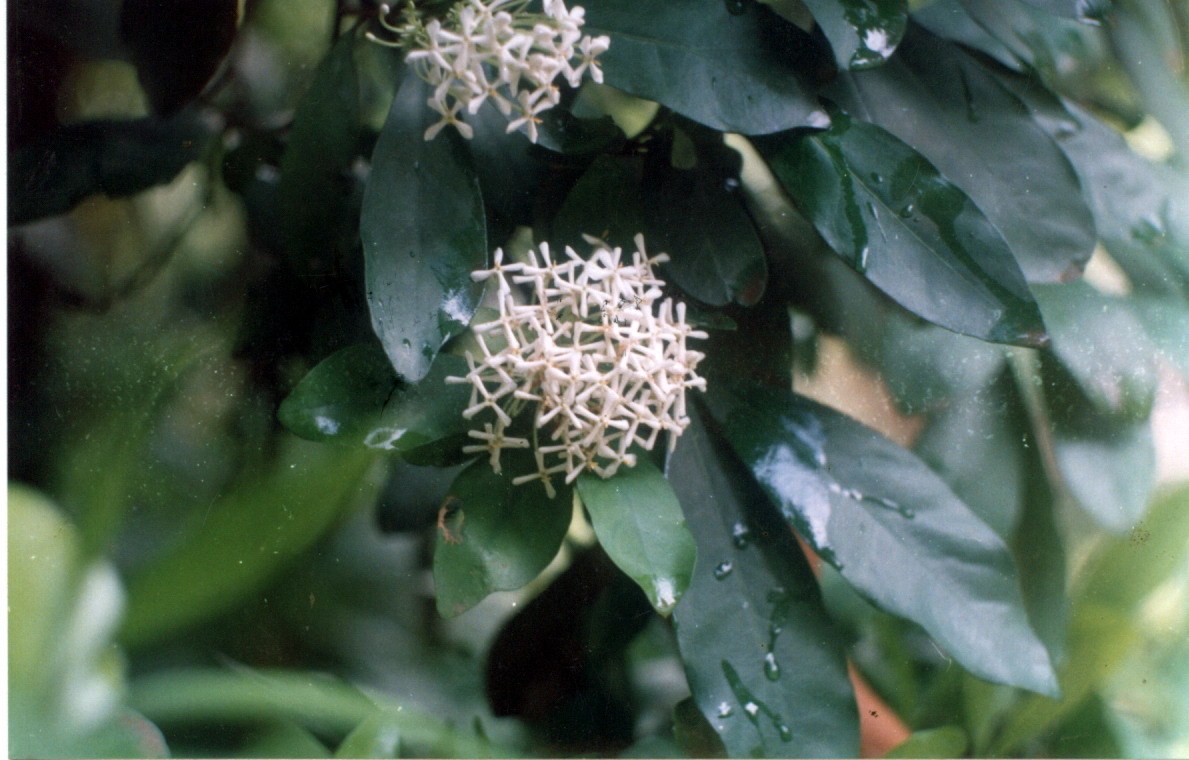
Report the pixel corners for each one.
[9,0,1189,757]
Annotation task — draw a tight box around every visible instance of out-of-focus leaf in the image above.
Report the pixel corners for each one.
[885,726,969,758]
[827,25,1096,284]
[120,0,239,114]
[958,0,1112,77]
[576,458,697,616]
[668,406,859,758]
[1130,296,1189,376]
[278,346,471,463]
[9,111,211,225]
[987,70,1189,297]
[991,484,1189,754]
[915,373,1024,539]
[912,0,1021,69]
[756,113,1046,346]
[1111,0,1189,157]
[644,131,767,307]
[1012,440,1068,662]
[1045,367,1155,531]
[672,697,727,758]
[1034,281,1158,419]
[279,31,361,271]
[335,712,402,758]
[584,0,830,134]
[550,154,643,251]
[361,74,486,383]
[708,383,1059,697]
[129,668,511,757]
[433,454,571,617]
[242,720,332,758]
[120,441,377,648]
[1016,0,1112,21]
[876,316,1008,414]
[803,0,908,70]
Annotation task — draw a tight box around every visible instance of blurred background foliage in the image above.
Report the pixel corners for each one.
[7,0,1189,757]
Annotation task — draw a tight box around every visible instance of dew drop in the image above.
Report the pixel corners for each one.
[763,652,781,681]
[732,522,750,549]
[778,723,793,742]
[744,701,760,718]
[717,701,734,718]
[713,561,734,580]
[899,203,915,218]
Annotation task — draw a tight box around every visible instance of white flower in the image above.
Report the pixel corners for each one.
[447,234,709,494]
[368,0,611,143]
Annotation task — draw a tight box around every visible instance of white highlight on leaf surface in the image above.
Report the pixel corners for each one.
[314,415,340,435]
[862,28,894,58]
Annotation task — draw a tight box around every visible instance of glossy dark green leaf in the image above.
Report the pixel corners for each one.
[756,113,1046,345]
[433,454,571,617]
[643,141,766,306]
[827,25,1096,283]
[536,107,625,155]
[336,712,402,758]
[708,383,1059,697]
[279,31,361,269]
[550,154,643,251]
[361,74,486,383]
[278,346,472,461]
[9,111,211,225]
[1034,281,1158,419]
[914,373,1025,539]
[576,458,697,616]
[667,406,859,758]
[584,0,829,134]
[885,726,969,758]
[802,0,908,70]
[912,0,1021,70]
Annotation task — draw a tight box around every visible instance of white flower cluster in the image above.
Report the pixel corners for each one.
[368,0,610,143]
[446,235,708,496]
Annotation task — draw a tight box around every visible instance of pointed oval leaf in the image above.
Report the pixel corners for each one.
[802,0,908,70]
[1034,281,1158,419]
[668,408,859,758]
[279,31,360,269]
[827,25,1096,283]
[755,113,1046,346]
[644,144,767,306]
[433,454,571,617]
[707,384,1059,697]
[362,74,486,382]
[278,346,471,461]
[576,458,696,616]
[550,154,644,251]
[584,0,829,134]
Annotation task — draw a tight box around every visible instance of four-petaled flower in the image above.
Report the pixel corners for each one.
[446,234,708,494]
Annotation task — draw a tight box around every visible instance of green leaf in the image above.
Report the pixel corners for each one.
[914,373,1024,540]
[279,30,361,270]
[550,154,644,251]
[708,383,1059,697]
[1012,445,1068,663]
[1017,0,1112,21]
[986,72,1189,298]
[956,0,1112,75]
[242,720,332,758]
[755,112,1046,346]
[1047,381,1155,531]
[643,133,767,306]
[1034,281,1158,419]
[336,712,402,758]
[361,74,487,383]
[129,668,512,757]
[667,407,859,758]
[912,0,1021,70]
[433,454,571,617]
[278,345,472,463]
[120,440,377,647]
[827,25,1096,283]
[884,726,969,758]
[584,0,829,134]
[1130,296,1189,377]
[9,111,211,225]
[536,107,625,155]
[802,0,908,70]
[576,458,697,616]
